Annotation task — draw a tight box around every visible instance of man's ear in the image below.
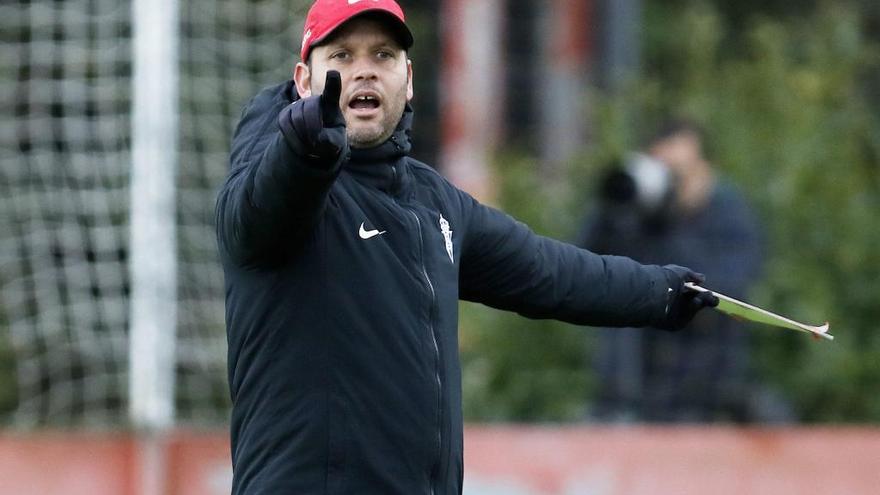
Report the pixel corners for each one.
[293,62,312,98]
[406,59,414,102]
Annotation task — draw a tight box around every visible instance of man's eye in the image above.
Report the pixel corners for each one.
[377,51,394,59]
[331,52,350,60]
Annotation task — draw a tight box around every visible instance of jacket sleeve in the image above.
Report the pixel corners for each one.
[215,91,345,266]
[458,195,674,327]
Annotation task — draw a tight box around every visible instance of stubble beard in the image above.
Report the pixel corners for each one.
[346,83,408,149]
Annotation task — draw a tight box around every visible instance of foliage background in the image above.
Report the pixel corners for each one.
[460,0,880,423]
[0,0,876,427]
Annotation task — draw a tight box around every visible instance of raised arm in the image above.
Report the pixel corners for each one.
[216,71,349,266]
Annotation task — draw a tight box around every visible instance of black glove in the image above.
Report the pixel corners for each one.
[657,265,719,331]
[279,70,348,163]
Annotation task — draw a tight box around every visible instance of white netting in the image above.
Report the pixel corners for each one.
[0,0,308,427]
[0,0,133,428]
[175,0,306,424]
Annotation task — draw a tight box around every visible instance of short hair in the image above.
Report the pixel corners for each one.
[649,119,705,144]
[646,118,712,159]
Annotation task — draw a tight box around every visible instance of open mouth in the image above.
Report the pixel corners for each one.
[348,92,381,113]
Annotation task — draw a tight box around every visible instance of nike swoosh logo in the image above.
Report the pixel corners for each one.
[358,222,386,239]
[348,0,363,4]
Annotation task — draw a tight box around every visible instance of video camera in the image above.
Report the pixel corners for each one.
[599,153,676,216]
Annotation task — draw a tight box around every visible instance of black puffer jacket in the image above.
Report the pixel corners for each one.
[216,81,674,495]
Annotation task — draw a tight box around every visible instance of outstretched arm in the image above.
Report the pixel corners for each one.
[459,197,715,329]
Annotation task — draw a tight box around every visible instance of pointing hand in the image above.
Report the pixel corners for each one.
[279,70,348,163]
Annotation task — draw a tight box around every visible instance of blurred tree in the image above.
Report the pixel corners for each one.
[460,154,592,422]
[461,0,880,422]
[634,1,880,421]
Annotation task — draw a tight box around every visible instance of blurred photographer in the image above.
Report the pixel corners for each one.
[579,120,776,423]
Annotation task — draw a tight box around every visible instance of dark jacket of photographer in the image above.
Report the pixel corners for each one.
[216,81,683,494]
[581,175,763,422]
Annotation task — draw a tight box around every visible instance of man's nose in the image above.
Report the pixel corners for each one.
[351,58,379,81]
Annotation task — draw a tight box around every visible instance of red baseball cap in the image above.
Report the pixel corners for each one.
[300,0,414,61]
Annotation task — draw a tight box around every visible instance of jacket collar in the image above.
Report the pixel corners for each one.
[345,104,413,195]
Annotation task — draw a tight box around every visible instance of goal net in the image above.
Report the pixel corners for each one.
[0,0,308,428]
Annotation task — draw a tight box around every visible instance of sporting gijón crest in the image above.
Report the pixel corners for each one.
[439,214,453,263]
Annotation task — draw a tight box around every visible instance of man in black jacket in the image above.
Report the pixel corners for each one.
[215,0,718,493]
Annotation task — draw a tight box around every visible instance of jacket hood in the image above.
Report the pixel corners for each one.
[348,102,413,163]
[345,102,413,195]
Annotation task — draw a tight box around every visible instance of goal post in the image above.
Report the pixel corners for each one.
[0,0,312,432]
[129,0,180,432]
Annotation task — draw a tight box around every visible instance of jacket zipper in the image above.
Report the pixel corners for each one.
[406,208,442,495]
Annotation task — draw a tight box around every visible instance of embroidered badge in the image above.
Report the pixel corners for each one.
[439,214,454,263]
